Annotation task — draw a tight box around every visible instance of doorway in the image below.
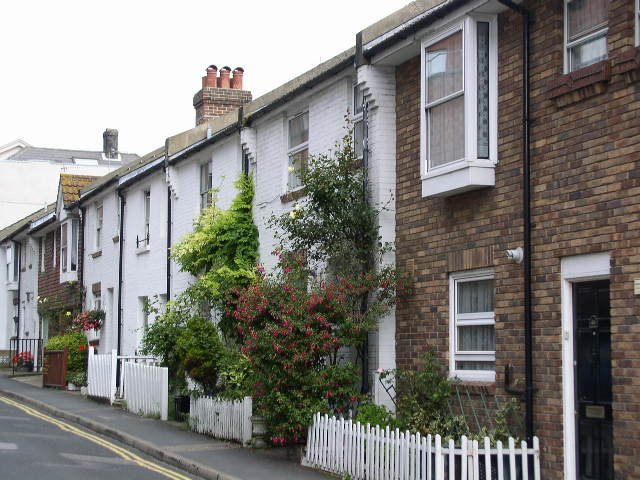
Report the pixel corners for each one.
[573,280,613,480]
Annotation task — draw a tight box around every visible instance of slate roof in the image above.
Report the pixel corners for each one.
[0,203,55,243]
[6,146,138,166]
[60,174,100,205]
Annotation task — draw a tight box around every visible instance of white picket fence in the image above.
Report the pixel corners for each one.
[303,413,541,480]
[86,347,117,404]
[189,395,252,444]
[122,361,168,421]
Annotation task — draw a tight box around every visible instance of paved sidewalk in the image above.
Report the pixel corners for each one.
[0,374,330,480]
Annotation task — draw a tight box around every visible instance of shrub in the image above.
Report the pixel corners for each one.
[355,401,398,429]
[47,332,88,377]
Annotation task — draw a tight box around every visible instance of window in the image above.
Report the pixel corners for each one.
[60,221,78,273]
[6,245,15,282]
[39,237,45,273]
[450,270,495,381]
[242,151,256,178]
[420,16,497,197]
[200,163,212,210]
[94,291,102,311]
[52,233,56,268]
[353,85,365,159]
[565,0,609,72]
[95,204,103,251]
[636,0,640,46]
[287,112,309,190]
[60,224,68,272]
[139,296,149,330]
[137,190,151,248]
[70,219,78,272]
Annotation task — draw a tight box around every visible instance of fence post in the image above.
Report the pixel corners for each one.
[109,349,117,405]
[242,396,252,444]
[160,366,168,421]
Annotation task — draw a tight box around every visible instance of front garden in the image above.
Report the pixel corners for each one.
[140,125,523,453]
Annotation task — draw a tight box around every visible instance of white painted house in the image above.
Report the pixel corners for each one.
[0,130,138,230]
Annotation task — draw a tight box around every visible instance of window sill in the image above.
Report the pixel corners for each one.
[612,46,640,83]
[280,187,307,204]
[450,371,496,385]
[6,281,18,291]
[91,250,102,259]
[421,162,495,198]
[547,60,611,108]
[135,246,150,255]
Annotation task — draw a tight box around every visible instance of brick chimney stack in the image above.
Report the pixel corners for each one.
[193,65,252,126]
[103,128,118,159]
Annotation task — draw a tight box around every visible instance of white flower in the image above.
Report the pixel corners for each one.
[289,210,296,219]
[287,166,296,173]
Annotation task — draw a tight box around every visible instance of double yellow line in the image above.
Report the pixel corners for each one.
[0,395,192,480]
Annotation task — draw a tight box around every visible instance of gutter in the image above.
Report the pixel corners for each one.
[497,0,534,443]
[167,121,240,167]
[29,212,56,234]
[118,157,165,189]
[358,0,469,62]
[116,190,126,386]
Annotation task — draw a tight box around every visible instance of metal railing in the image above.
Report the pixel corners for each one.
[9,338,43,375]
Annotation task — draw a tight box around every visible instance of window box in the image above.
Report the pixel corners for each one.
[420,15,498,198]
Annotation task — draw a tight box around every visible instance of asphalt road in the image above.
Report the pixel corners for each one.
[0,396,198,480]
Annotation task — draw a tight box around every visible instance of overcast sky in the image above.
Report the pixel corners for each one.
[0,0,410,156]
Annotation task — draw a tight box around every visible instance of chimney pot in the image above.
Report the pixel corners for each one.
[103,129,118,159]
[231,67,245,90]
[219,66,231,89]
[204,65,218,88]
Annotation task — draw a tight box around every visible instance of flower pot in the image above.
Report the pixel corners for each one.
[67,383,77,391]
[250,415,268,448]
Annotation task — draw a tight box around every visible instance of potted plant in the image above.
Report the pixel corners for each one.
[13,351,34,372]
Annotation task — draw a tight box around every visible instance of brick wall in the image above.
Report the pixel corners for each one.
[395,1,640,477]
[193,88,252,126]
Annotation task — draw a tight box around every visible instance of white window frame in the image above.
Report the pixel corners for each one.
[5,245,13,283]
[95,203,103,251]
[60,223,68,273]
[286,110,309,192]
[200,162,212,211]
[52,232,56,269]
[94,291,102,311]
[353,84,365,160]
[39,237,45,273]
[60,220,78,274]
[419,15,498,193]
[563,0,609,73]
[449,268,496,382]
[636,0,640,46]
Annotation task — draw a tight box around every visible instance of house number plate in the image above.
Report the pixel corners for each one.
[585,405,605,419]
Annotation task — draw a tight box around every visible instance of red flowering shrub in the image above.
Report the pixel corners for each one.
[72,309,105,331]
[228,260,398,444]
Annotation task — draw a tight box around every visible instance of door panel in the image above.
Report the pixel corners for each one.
[574,280,613,480]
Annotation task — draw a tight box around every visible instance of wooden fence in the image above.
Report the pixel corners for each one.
[189,395,252,444]
[303,413,541,480]
[87,348,117,403]
[122,361,168,420]
[42,348,68,388]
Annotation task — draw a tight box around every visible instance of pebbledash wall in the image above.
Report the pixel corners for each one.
[393,1,640,478]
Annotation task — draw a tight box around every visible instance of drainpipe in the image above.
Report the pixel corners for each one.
[14,240,22,342]
[116,190,126,386]
[497,0,534,443]
[166,186,172,301]
[79,207,86,295]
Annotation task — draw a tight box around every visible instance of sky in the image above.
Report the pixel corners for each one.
[0,0,410,156]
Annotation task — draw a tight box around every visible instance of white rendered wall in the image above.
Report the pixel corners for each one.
[169,138,242,299]
[0,161,114,230]
[82,189,121,354]
[120,171,168,355]
[252,75,353,271]
[0,246,14,349]
[358,65,397,410]
[18,237,40,340]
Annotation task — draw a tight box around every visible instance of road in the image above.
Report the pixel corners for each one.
[0,395,197,480]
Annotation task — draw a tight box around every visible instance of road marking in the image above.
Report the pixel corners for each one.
[0,396,192,480]
[0,442,18,450]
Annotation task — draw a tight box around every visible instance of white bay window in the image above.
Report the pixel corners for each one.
[421,15,497,198]
[287,111,309,191]
[450,269,495,382]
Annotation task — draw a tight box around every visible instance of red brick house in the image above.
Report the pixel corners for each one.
[357,0,640,478]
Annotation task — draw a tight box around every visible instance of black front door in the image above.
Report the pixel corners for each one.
[574,280,613,480]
